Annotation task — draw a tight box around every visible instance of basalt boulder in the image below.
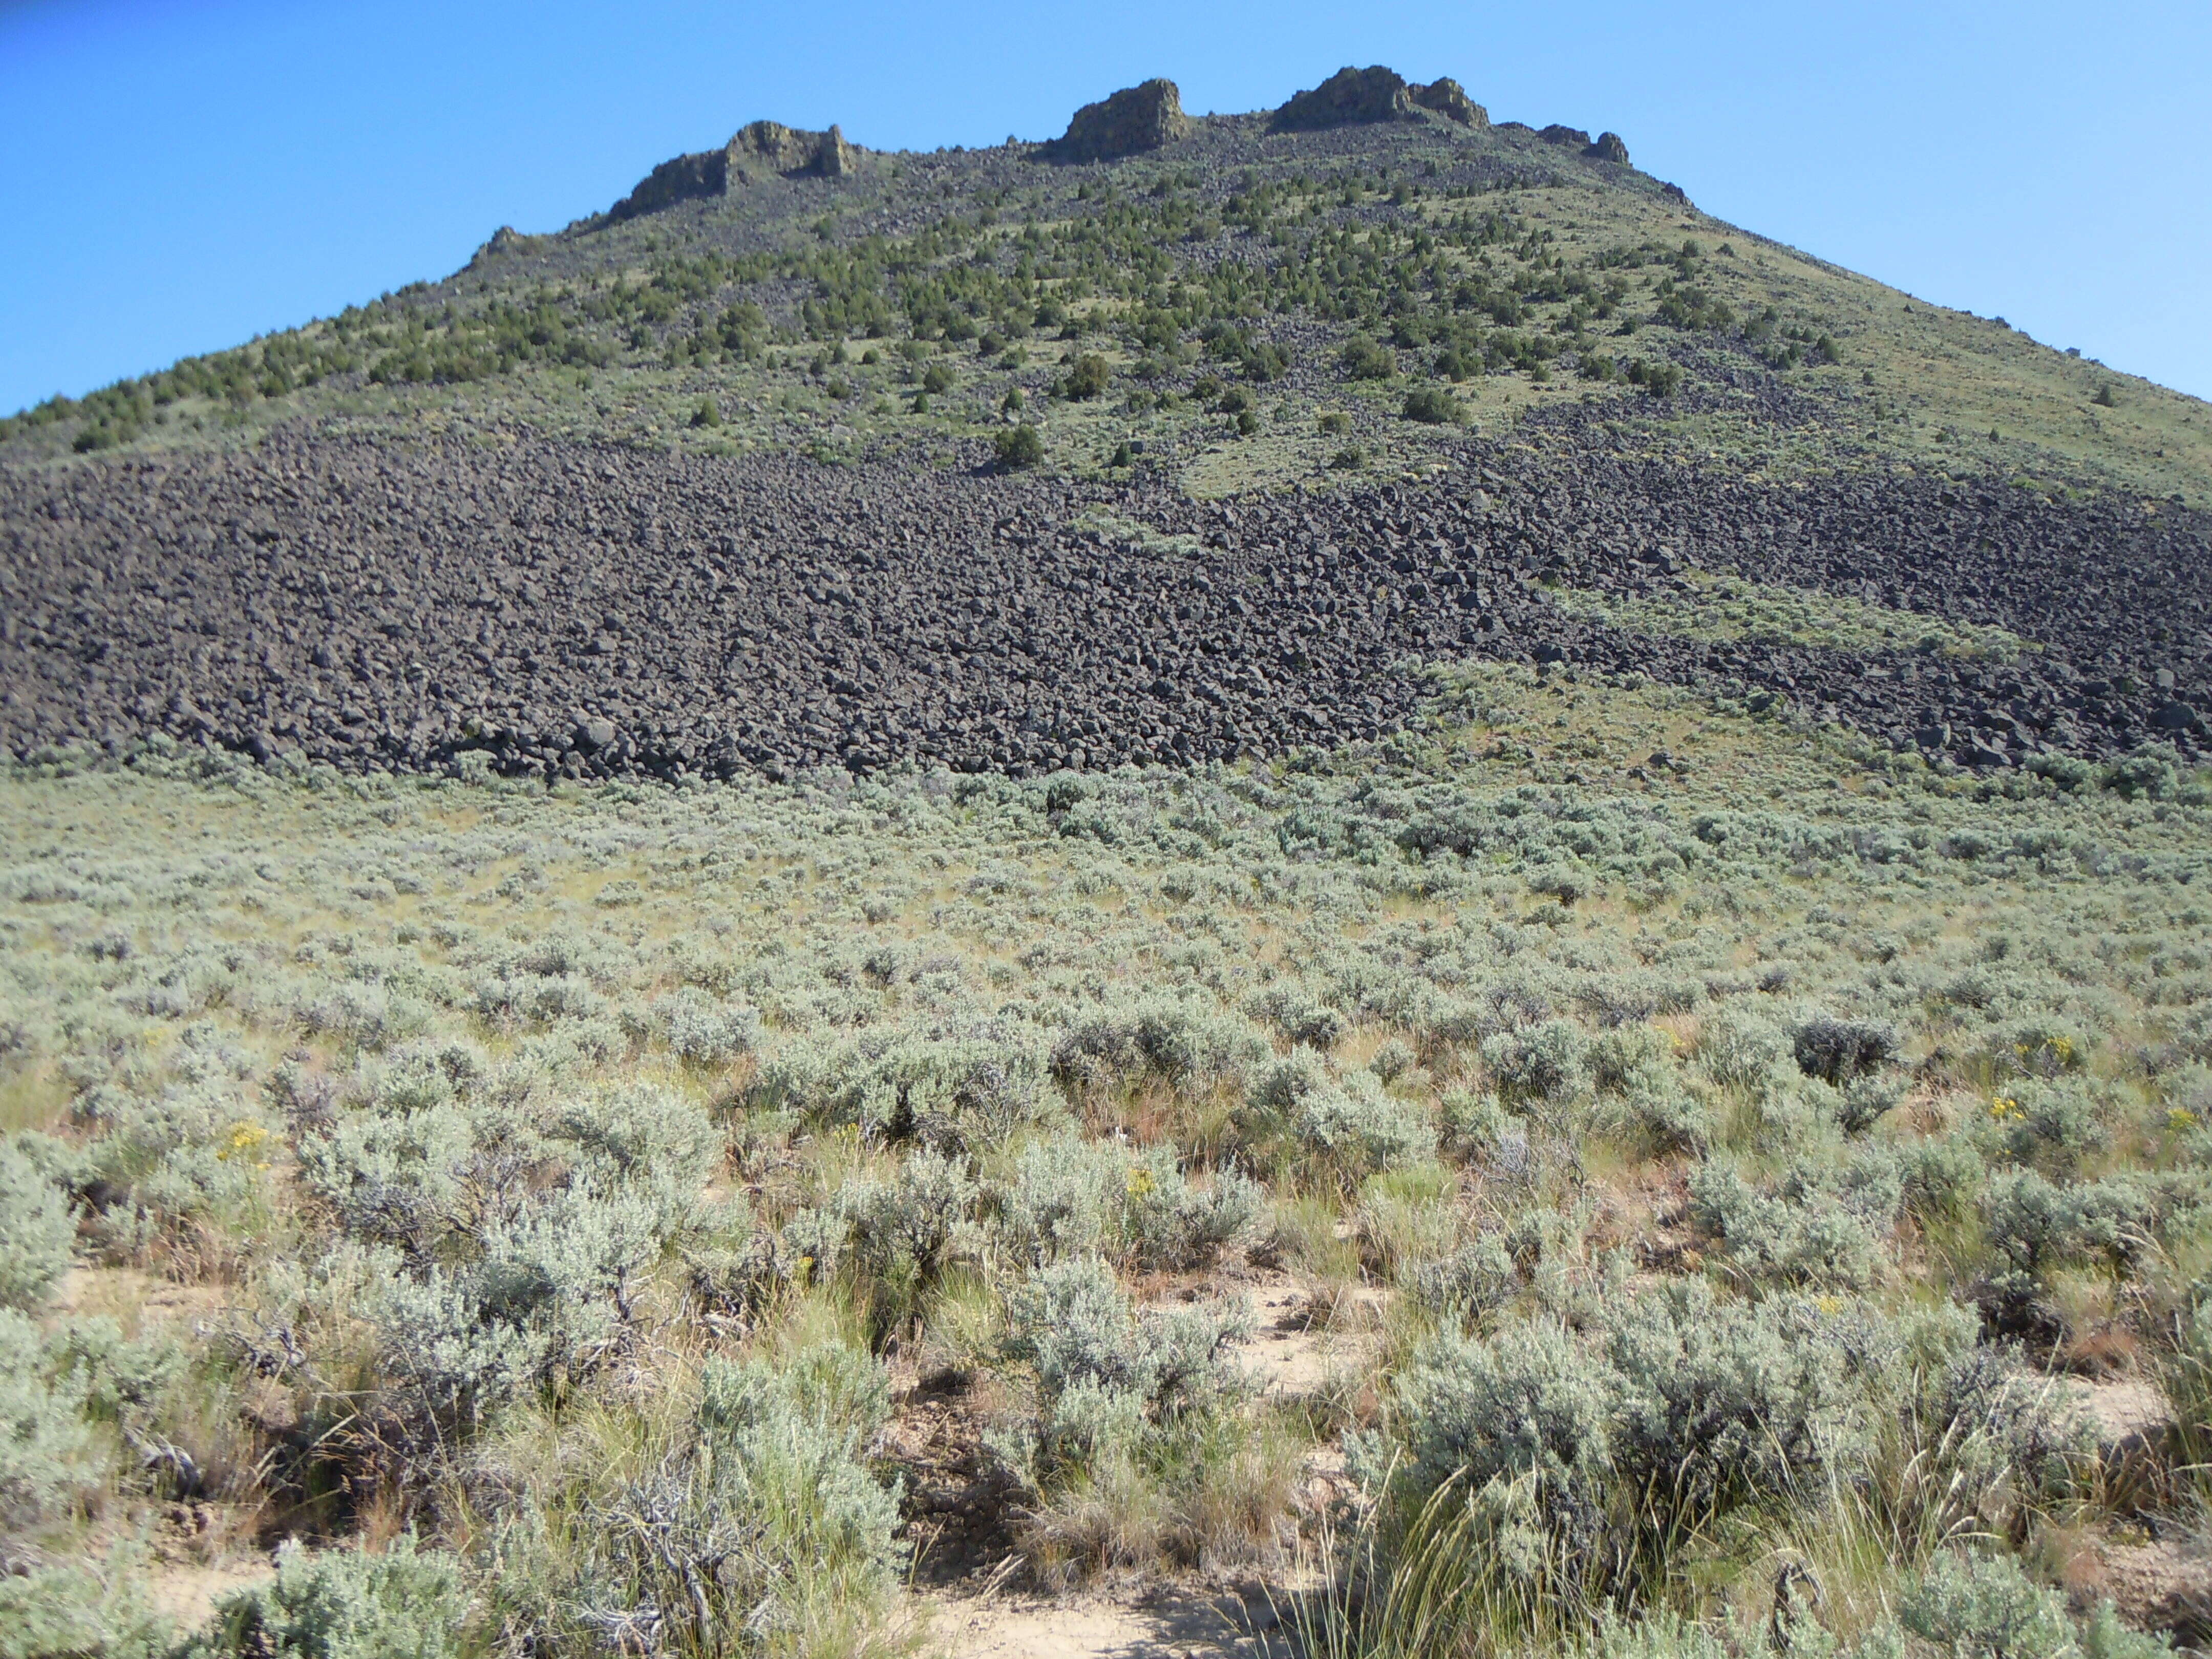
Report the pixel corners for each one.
[1040,78,1192,163]
[1584,131,1631,165]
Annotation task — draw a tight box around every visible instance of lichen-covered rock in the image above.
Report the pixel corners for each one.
[1585,131,1631,165]
[1270,66,1418,131]
[607,122,862,221]
[1411,77,1488,128]
[1040,79,1192,163]
[1271,66,1485,132]
[728,120,858,182]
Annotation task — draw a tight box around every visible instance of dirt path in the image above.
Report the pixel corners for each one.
[932,1584,1295,1658]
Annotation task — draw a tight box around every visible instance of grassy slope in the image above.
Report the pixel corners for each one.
[9,669,2212,1652]
[4,114,2206,508]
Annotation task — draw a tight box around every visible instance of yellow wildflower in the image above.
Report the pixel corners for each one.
[217,1121,270,1162]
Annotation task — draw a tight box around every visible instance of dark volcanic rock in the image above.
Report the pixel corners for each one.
[1539,124,1593,149]
[1584,131,1630,165]
[608,151,729,221]
[728,119,859,181]
[1411,77,1487,128]
[466,226,542,268]
[1040,79,1192,163]
[3,427,2206,782]
[608,121,861,221]
[1270,67,1486,135]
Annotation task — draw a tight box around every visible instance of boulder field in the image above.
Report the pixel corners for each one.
[3,423,2205,780]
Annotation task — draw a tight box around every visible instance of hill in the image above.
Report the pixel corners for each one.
[3,68,2210,784]
[11,65,2212,1659]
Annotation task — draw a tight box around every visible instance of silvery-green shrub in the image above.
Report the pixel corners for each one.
[0,1560,167,1659]
[1899,1550,2075,1659]
[1245,985,1346,1049]
[0,1309,102,1532]
[1985,1081,2105,1172]
[0,1142,74,1312]
[1386,1315,1614,1523]
[1689,1150,1902,1289]
[648,987,760,1065]
[760,1020,1051,1150]
[1369,1037,1417,1083]
[997,1138,1259,1271]
[1792,1017,1900,1084]
[1291,1073,1433,1183]
[1003,1257,1248,1419]
[1836,1073,1906,1137]
[1695,1007,1788,1093]
[1906,1134,1987,1222]
[1050,997,1271,1091]
[997,1136,1120,1265]
[1123,1154,1261,1271]
[1408,1232,1519,1327]
[182,1536,469,1659]
[1250,1050,1328,1113]
[1383,1285,1903,1586]
[844,1146,979,1290]
[1604,1278,1895,1512]
[1480,1018,1591,1108]
[1980,1169,2149,1278]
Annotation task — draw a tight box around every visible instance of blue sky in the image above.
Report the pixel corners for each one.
[2,0,2207,414]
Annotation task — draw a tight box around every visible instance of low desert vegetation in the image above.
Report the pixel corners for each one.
[8,109,2204,506]
[7,662,2212,1656]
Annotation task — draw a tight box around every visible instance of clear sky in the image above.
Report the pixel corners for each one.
[3,0,2207,415]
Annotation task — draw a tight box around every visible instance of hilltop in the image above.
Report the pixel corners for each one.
[3,67,2210,783]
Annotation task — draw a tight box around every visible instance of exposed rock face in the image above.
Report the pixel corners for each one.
[466,225,540,268]
[1040,79,1192,163]
[1538,123,1593,148]
[1584,131,1631,165]
[1270,66,1485,133]
[607,151,727,221]
[607,121,860,221]
[1411,77,1488,127]
[728,119,858,182]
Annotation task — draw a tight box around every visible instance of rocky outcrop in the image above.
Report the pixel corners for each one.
[1039,79,1192,163]
[1584,131,1630,165]
[607,121,861,222]
[728,120,858,182]
[1538,123,1592,148]
[465,226,542,268]
[1411,77,1487,127]
[1269,66,1482,133]
[607,151,727,221]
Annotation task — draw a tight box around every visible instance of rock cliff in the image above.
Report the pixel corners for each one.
[1039,79,1192,162]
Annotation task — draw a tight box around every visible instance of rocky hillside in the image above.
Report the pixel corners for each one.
[3,66,2209,780]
